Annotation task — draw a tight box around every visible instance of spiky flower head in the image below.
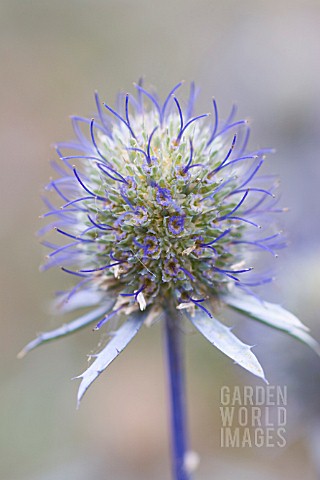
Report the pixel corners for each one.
[20,81,319,404]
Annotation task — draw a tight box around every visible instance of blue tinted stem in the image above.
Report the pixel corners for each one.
[164,313,191,480]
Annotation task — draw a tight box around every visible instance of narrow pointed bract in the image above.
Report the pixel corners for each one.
[187,310,267,382]
[21,81,318,405]
[76,311,146,406]
[18,304,112,359]
[223,293,320,354]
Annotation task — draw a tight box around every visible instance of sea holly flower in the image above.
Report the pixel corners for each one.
[20,81,319,480]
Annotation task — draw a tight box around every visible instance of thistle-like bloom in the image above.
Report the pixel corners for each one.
[20,81,319,404]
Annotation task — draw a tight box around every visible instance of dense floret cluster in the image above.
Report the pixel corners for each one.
[41,82,282,324]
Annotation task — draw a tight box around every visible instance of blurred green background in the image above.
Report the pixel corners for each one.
[1,1,320,479]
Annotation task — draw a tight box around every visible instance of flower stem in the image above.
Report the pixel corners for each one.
[164,312,191,480]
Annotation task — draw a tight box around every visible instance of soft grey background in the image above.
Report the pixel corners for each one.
[1,1,320,479]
